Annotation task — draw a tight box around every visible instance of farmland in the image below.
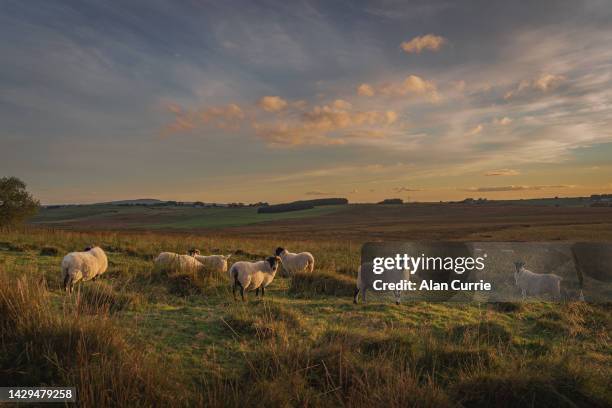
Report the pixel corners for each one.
[1,203,611,407]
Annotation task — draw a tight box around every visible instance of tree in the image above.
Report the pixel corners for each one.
[0,177,40,227]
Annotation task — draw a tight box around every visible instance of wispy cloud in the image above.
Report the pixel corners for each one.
[484,169,520,176]
[465,185,573,192]
[305,190,335,196]
[393,187,423,193]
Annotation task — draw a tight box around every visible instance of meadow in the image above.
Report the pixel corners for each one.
[1,204,611,407]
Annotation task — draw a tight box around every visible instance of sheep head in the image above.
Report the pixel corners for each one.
[275,247,286,256]
[513,261,525,286]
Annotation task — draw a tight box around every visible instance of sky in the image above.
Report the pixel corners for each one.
[1,0,612,204]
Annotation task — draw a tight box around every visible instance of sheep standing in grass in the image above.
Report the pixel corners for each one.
[275,247,314,277]
[229,256,281,301]
[188,249,232,274]
[61,246,108,294]
[154,252,204,273]
[514,261,562,300]
[354,262,410,305]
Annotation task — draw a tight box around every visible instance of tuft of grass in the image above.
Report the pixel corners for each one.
[449,321,512,345]
[451,361,609,408]
[289,271,355,297]
[75,281,140,314]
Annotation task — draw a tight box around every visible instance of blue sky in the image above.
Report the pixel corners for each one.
[1,0,611,204]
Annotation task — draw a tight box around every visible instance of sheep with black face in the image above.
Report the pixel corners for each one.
[229,256,281,301]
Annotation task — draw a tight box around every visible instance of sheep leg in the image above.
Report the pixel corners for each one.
[394,290,401,305]
[362,288,367,304]
[255,287,260,298]
[261,286,265,298]
[353,287,360,304]
[240,286,246,301]
[521,289,526,299]
[232,278,241,301]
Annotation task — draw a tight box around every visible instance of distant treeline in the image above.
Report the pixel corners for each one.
[377,198,403,204]
[258,198,348,214]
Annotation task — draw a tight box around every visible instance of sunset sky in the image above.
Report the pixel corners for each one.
[1,0,611,204]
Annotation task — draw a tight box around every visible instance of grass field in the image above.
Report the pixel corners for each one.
[2,204,611,407]
[31,204,348,230]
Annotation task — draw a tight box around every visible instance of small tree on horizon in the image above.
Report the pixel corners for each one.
[0,176,40,227]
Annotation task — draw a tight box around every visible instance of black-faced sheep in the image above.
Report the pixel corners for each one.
[61,246,108,294]
[229,256,281,301]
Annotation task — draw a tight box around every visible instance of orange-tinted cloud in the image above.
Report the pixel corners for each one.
[163,103,245,135]
[400,34,446,54]
[258,96,288,112]
[359,75,438,101]
[357,83,375,96]
[254,101,399,146]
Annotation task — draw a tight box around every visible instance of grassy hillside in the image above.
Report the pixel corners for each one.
[31,204,348,230]
[0,227,610,407]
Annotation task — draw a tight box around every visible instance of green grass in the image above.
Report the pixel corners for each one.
[0,227,610,407]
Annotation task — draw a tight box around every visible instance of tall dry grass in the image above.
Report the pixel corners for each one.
[0,268,188,407]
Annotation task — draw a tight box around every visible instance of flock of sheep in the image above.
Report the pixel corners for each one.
[60,246,570,301]
[60,245,315,300]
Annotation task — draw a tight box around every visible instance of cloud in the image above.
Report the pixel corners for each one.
[493,117,512,126]
[400,34,446,54]
[163,103,245,135]
[372,75,439,101]
[393,187,423,193]
[484,169,520,176]
[357,83,375,96]
[504,73,566,99]
[254,102,399,146]
[465,124,483,136]
[465,185,572,192]
[258,96,288,112]
[305,190,335,196]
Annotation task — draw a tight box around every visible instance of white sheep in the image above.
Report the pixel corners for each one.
[188,248,232,274]
[275,247,314,276]
[513,261,562,300]
[354,261,410,305]
[61,246,108,294]
[229,256,281,301]
[154,251,204,273]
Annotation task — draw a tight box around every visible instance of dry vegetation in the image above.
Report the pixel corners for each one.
[0,223,611,407]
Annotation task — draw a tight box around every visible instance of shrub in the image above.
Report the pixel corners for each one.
[40,246,60,256]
